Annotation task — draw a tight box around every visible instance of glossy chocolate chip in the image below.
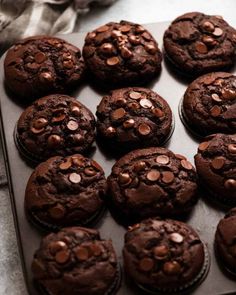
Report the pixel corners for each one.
[139,257,154,272]
[129,91,142,100]
[134,161,146,172]
[118,173,131,185]
[138,123,151,136]
[89,244,102,256]
[210,105,221,117]
[39,72,53,82]
[224,179,236,190]
[35,52,46,64]
[69,173,81,184]
[97,25,109,33]
[211,93,221,102]
[67,120,79,131]
[75,247,89,261]
[106,126,116,137]
[106,56,120,66]
[202,21,215,32]
[111,108,126,120]
[162,171,175,184]
[84,166,97,176]
[59,159,72,170]
[163,261,181,275]
[169,233,184,243]
[123,119,135,129]
[213,27,223,36]
[152,108,164,118]
[49,204,65,220]
[153,245,169,259]
[55,250,70,264]
[47,135,61,148]
[211,157,225,170]
[156,155,170,165]
[140,98,153,108]
[198,141,210,151]
[147,169,160,181]
[181,160,193,170]
[196,42,208,54]
[228,144,236,154]
[49,241,67,255]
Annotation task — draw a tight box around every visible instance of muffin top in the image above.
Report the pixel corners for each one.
[123,218,206,291]
[4,36,84,101]
[182,72,236,136]
[96,87,173,152]
[16,94,95,162]
[164,12,236,75]
[25,154,106,230]
[32,227,119,295]
[108,147,198,222]
[83,20,162,86]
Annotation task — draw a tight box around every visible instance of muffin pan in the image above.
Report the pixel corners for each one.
[0,22,236,295]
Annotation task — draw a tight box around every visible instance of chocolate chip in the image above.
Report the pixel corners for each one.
[49,241,67,255]
[30,127,44,134]
[71,106,81,116]
[14,45,22,51]
[52,114,66,123]
[101,43,114,55]
[170,233,184,243]
[118,173,131,185]
[162,171,174,184]
[90,244,102,256]
[146,169,160,182]
[120,25,131,32]
[75,247,89,261]
[152,108,164,118]
[106,126,116,137]
[97,25,109,33]
[69,173,81,184]
[35,52,46,64]
[210,105,221,117]
[129,35,140,45]
[224,179,236,190]
[154,245,169,259]
[145,44,157,54]
[39,72,53,82]
[156,155,170,165]
[72,156,84,166]
[228,144,236,154]
[163,261,181,275]
[120,46,133,59]
[129,91,141,100]
[196,42,208,54]
[221,89,236,100]
[202,21,215,32]
[49,204,65,219]
[213,27,223,36]
[134,161,146,172]
[111,108,126,120]
[175,154,186,160]
[136,25,145,33]
[84,167,97,176]
[47,135,61,148]
[138,123,151,136]
[180,160,193,170]
[123,119,135,129]
[34,118,48,129]
[26,62,40,70]
[128,223,140,231]
[140,98,153,108]
[202,35,217,47]
[211,157,225,170]
[59,159,72,170]
[63,52,72,61]
[55,250,70,264]
[211,93,221,102]
[128,102,140,110]
[67,120,79,131]
[72,134,84,143]
[111,30,122,38]
[139,258,154,272]
[106,56,120,66]
[63,60,74,69]
[142,32,151,40]
[198,141,210,151]
[115,97,127,105]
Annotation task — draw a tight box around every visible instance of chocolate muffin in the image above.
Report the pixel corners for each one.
[32,227,121,295]
[195,133,236,206]
[4,36,84,101]
[215,208,236,275]
[123,218,209,293]
[164,12,236,76]
[107,147,198,224]
[82,20,162,87]
[25,154,106,231]
[96,87,173,153]
[180,72,236,137]
[15,94,95,163]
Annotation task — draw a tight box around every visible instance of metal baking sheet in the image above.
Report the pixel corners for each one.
[0,22,236,295]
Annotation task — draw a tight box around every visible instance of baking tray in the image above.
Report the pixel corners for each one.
[0,22,236,295]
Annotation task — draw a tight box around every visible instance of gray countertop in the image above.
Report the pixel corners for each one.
[0,1,236,294]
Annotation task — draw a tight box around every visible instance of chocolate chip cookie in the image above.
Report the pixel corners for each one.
[180,72,236,137]
[4,36,84,101]
[195,133,236,206]
[83,20,162,87]
[32,227,121,295]
[96,87,173,153]
[107,147,198,224]
[215,208,236,275]
[25,154,106,231]
[123,218,209,293]
[15,94,95,163]
[164,12,236,76]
